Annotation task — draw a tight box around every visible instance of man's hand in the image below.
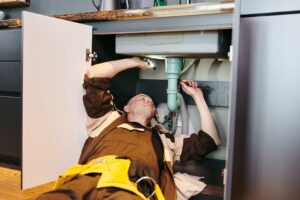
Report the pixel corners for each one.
[86,57,149,78]
[130,57,149,70]
[180,80,203,98]
[128,159,156,198]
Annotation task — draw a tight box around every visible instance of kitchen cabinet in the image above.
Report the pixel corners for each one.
[0,96,21,161]
[0,6,232,199]
[2,1,298,199]
[0,28,21,164]
[21,12,230,200]
[0,29,21,61]
[0,62,21,92]
[229,13,300,200]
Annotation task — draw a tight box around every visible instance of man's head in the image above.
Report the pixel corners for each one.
[124,94,156,125]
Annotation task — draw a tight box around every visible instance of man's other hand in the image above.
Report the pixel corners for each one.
[180,80,203,98]
[128,159,156,198]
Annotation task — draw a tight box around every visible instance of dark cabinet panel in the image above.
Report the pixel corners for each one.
[232,14,300,200]
[0,62,21,93]
[0,29,21,61]
[0,96,21,159]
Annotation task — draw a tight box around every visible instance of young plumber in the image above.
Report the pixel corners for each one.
[36,57,221,200]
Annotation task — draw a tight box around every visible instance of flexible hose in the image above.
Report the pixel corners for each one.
[170,112,178,135]
[177,93,189,135]
[181,59,198,75]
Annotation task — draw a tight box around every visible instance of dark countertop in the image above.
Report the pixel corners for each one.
[0,1,234,29]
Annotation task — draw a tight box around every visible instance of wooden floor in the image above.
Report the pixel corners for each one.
[0,163,54,200]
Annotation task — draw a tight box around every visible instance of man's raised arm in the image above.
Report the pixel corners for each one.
[180,80,221,145]
[86,57,148,78]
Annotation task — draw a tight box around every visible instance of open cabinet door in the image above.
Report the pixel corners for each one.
[22,11,92,189]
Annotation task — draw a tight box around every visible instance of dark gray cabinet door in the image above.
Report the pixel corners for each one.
[0,29,21,61]
[0,62,21,93]
[0,96,21,159]
[232,14,300,200]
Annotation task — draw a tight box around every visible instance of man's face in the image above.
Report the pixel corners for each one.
[125,94,156,120]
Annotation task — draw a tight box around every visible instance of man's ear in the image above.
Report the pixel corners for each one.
[124,105,129,113]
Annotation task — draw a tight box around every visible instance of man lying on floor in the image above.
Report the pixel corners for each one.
[36,57,221,200]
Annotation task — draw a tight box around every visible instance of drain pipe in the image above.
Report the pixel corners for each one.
[165,58,182,112]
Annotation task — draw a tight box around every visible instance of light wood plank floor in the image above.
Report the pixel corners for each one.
[0,163,54,200]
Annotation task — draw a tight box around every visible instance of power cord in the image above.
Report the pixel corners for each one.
[92,0,101,11]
